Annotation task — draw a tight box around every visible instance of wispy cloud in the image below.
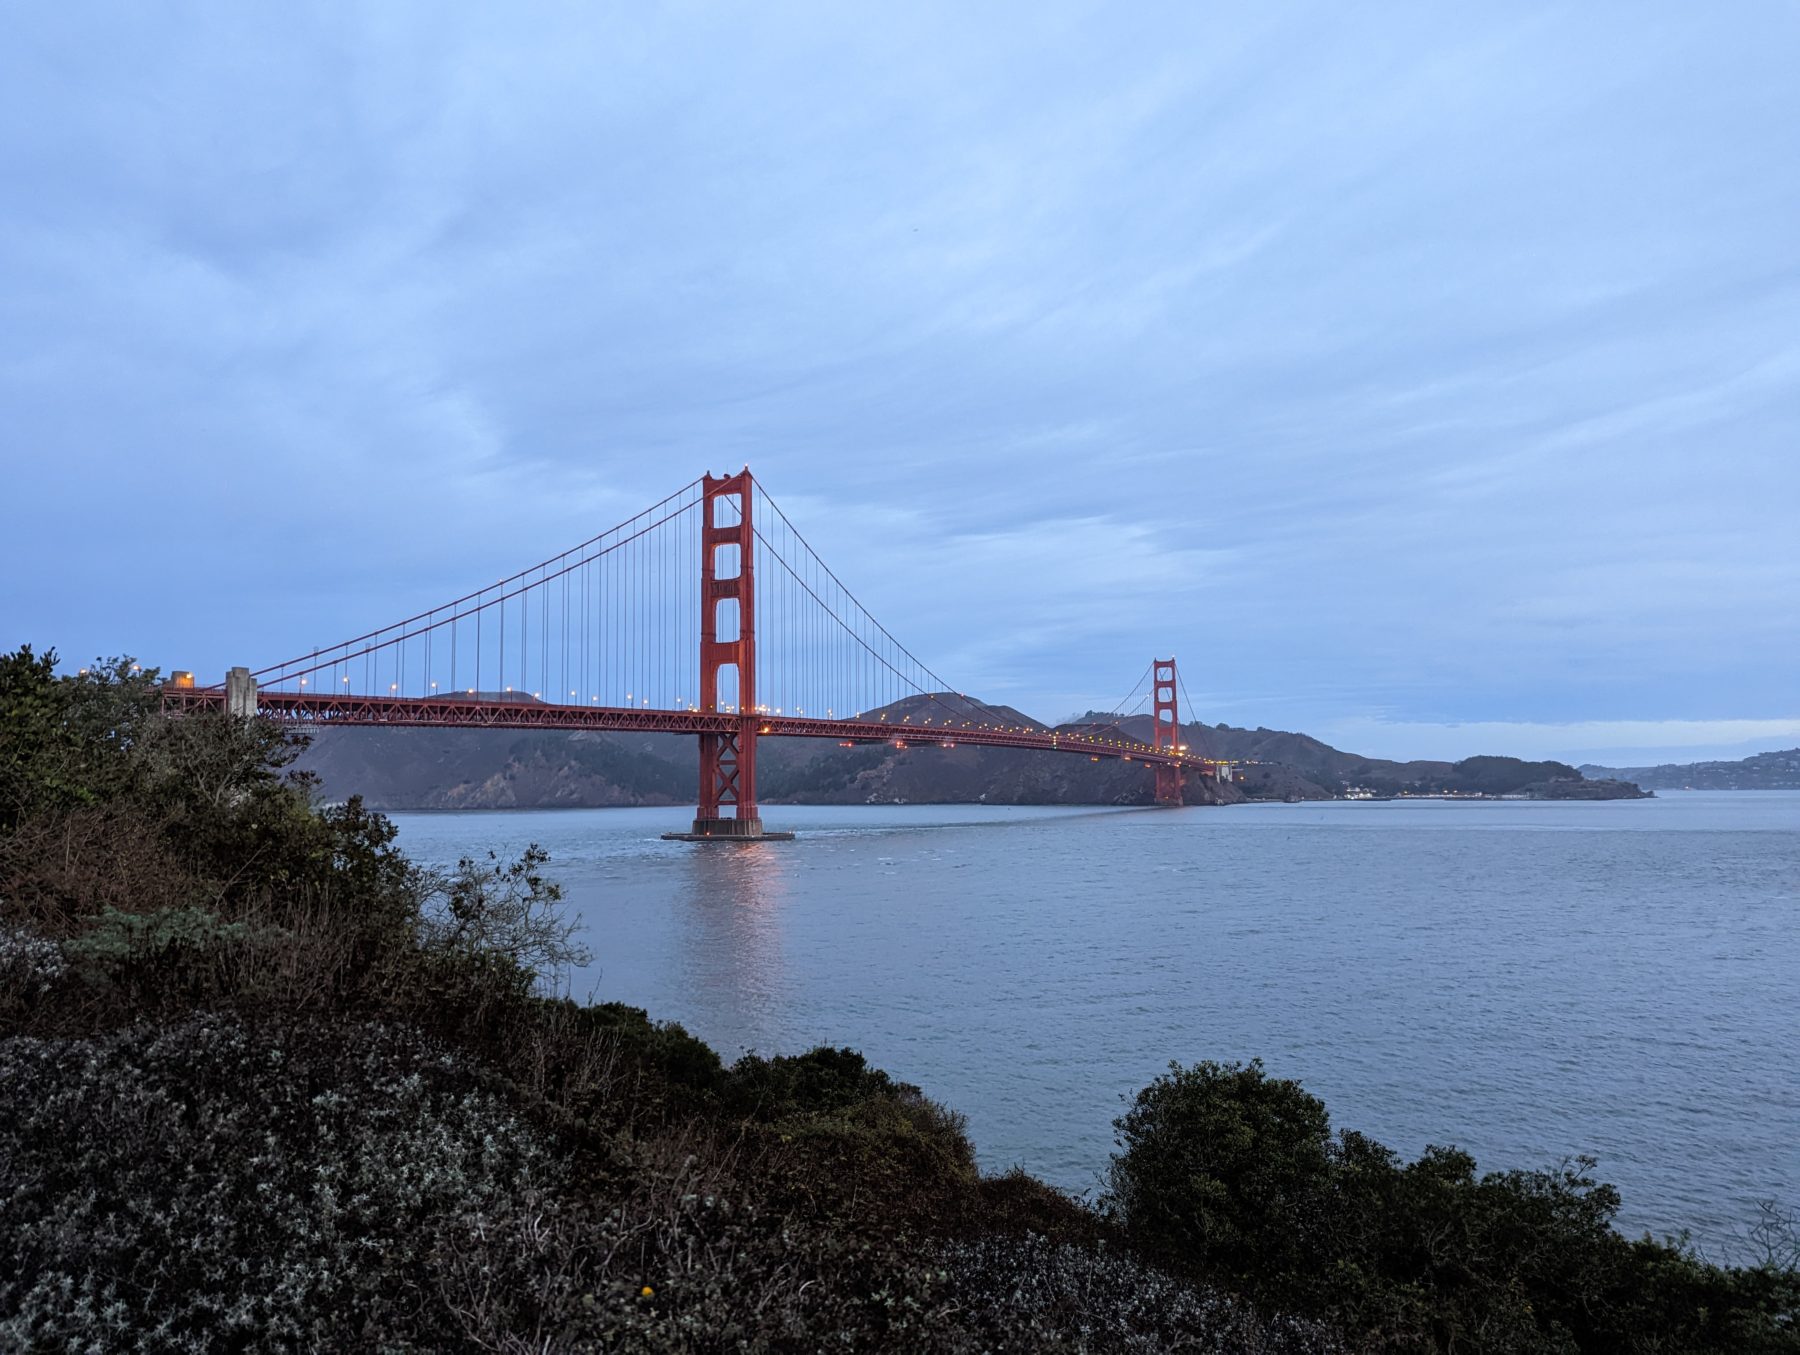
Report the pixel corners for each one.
[2,3,1795,747]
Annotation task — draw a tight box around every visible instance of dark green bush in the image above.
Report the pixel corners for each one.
[725,1044,907,1117]
[1107,1059,1800,1353]
[1107,1058,1333,1287]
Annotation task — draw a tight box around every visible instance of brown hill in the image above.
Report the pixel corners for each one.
[294,699,1644,809]
[295,694,1239,810]
[1073,714,1647,800]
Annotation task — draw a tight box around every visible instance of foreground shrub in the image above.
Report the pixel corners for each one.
[0,1014,556,1351]
[933,1233,1346,1354]
[1107,1059,1800,1354]
[0,1012,1333,1354]
[1107,1058,1332,1287]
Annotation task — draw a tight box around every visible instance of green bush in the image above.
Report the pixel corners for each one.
[1107,1059,1332,1286]
[1106,1059,1800,1353]
[724,1044,921,1117]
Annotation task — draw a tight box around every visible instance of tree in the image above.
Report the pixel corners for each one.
[1105,1059,1333,1290]
[0,649,161,834]
[420,845,590,988]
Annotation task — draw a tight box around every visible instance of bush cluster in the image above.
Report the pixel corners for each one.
[1107,1059,1800,1353]
[0,1014,553,1350]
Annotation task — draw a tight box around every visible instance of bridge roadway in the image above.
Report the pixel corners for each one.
[160,687,1223,775]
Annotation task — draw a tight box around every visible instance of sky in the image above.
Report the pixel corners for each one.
[2,3,1796,764]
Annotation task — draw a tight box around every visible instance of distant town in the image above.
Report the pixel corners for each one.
[1580,747,1800,791]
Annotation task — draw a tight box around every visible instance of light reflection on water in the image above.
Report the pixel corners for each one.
[391,793,1800,1251]
[670,839,791,1046]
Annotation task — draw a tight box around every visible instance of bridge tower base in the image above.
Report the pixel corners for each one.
[662,818,795,843]
[664,469,793,842]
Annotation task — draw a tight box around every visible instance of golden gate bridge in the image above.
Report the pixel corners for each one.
[161,469,1226,839]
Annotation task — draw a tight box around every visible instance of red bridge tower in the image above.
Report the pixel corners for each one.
[1151,656,1184,806]
[667,469,792,840]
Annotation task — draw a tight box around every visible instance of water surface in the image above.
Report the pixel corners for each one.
[392,791,1799,1249]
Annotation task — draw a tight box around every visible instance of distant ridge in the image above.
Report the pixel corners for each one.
[1072,714,1647,801]
[295,694,1647,809]
[1579,747,1800,790]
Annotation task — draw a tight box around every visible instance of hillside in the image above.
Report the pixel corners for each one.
[298,729,1245,813]
[296,695,1644,808]
[295,694,1243,810]
[1580,747,1800,790]
[1075,714,1647,801]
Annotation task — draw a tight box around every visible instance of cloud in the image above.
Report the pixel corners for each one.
[1,3,1795,746]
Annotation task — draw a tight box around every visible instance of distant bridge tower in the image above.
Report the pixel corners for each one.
[670,469,791,840]
[1151,657,1183,806]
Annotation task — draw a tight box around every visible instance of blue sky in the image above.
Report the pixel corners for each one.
[3,4,1796,763]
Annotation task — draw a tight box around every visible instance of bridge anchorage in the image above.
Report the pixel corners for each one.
[162,467,1227,840]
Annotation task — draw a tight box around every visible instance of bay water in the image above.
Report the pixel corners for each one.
[391,791,1798,1252]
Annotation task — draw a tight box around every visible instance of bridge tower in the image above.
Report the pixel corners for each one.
[1151,657,1183,806]
[669,469,791,840]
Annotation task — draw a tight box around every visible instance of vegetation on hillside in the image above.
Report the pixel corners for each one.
[0,644,1791,1351]
[294,701,1653,812]
[299,715,1242,812]
[1158,720,1651,800]
[1581,748,1800,791]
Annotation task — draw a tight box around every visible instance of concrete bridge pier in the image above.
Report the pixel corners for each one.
[225,666,257,718]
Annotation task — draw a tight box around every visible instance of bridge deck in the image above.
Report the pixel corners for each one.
[161,688,1220,773]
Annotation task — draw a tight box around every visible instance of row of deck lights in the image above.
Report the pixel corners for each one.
[280,683,1197,760]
